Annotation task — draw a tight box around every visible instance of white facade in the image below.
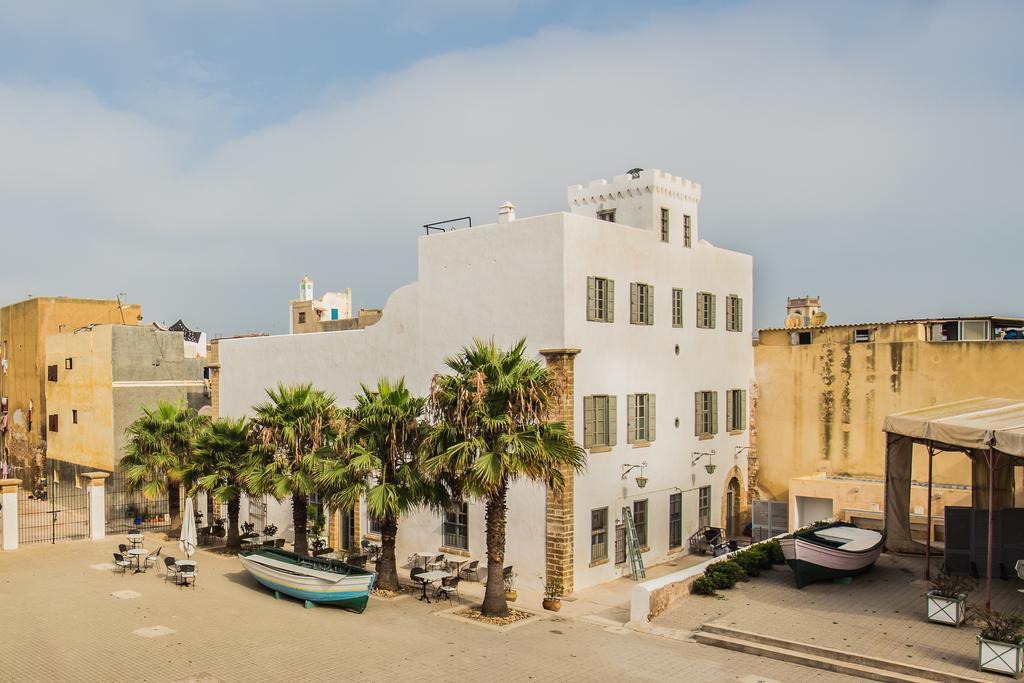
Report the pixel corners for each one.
[218,168,753,592]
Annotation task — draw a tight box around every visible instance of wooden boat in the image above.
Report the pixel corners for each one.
[239,547,376,612]
[780,522,885,588]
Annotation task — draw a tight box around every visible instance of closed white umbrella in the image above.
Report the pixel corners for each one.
[180,496,198,558]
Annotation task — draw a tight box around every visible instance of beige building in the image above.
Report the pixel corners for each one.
[44,324,209,472]
[0,297,142,484]
[754,311,1024,533]
[289,276,381,334]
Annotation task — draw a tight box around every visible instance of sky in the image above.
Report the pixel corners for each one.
[0,0,1020,336]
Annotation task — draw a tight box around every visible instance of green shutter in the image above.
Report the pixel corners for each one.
[726,390,734,432]
[710,294,717,329]
[726,297,734,331]
[696,293,705,328]
[711,391,719,434]
[630,283,638,324]
[627,394,636,444]
[587,277,596,321]
[647,285,654,325]
[696,393,704,436]
[607,279,615,323]
[737,297,744,332]
[608,395,617,446]
[583,395,595,448]
[648,394,656,442]
[741,390,747,430]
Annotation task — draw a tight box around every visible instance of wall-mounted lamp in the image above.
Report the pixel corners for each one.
[691,450,717,474]
[621,461,649,489]
[734,446,752,458]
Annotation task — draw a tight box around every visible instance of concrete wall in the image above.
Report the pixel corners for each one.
[754,324,1024,504]
[0,297,141,483]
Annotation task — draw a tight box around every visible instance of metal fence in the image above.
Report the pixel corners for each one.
[17,459,90,545]
[105,468,171,536]
[248,493,268,533]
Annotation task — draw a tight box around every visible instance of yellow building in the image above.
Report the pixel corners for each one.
[0,297,142,484]
[754,314,1024,533]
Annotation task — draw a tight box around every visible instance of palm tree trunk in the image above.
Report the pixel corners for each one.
[225,496,241,553]
[377,515,400,591]
[482,480,510,617]
[292,493,309,555]
[168,482,182,536]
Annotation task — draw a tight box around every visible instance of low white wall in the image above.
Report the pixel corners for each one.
[628,535,786,623]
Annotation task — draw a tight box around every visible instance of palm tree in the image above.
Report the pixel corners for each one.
[185,417,254,553]
[121,401,209,534]
[423,338,586,617]
[319,378,437,591]
[248,383,340,556]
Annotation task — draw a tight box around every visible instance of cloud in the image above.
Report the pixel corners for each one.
[0,0,1021,334]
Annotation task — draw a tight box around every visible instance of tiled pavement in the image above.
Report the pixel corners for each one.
[0,538,855,682]
[654,553,1021,681]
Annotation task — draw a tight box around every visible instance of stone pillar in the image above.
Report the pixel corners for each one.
[540,348,581,595]
[1,479,21,551]
[82,472,110,540]
[208,340,221,421]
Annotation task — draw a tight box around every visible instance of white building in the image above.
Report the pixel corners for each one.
[218,168,753,593]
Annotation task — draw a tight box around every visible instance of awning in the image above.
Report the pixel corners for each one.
[882,397,1024,458]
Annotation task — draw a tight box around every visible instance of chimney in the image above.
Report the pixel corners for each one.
[497,202,516,224]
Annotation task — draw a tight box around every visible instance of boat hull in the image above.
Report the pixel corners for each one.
[239,552,375,613]
[781,525,885,588]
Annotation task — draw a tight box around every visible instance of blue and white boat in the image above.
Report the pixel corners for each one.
[239,547,376,612]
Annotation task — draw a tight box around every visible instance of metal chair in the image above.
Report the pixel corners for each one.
[144,547,162,572]
[460,560,480,582]
[348,554,368,569]
[118,543,129,555]
[163,557,180,584]
[112,553,131,576]
[426,554,446,571]
[179,567,196,589]
[436,576,461,604]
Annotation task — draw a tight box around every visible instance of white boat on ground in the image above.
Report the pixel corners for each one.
[780,522,885,588]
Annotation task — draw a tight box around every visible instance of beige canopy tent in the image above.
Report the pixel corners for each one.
[883,397,1024,608]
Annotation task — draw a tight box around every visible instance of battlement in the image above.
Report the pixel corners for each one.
[568,168,701,208]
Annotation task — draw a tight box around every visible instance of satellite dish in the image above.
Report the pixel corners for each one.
[810,311,828,327]
[784,313,804,328]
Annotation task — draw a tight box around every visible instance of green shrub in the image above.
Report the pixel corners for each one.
[691,575,717,596]
[705,560,745,589]
[764,539,786,565]
[733,551,762,577]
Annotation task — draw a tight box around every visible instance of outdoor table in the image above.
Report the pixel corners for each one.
[416,570,451,603]
[414,552,436,568]
[176,560,197,587]
[127,548,148,574]
[127,533,144,548]
[446,557,471,574]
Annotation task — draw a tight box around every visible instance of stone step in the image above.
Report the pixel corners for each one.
[699,623,988,683]
[693,627,986,683]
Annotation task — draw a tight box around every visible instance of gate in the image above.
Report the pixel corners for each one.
[17,459,90,545]
[752,499,789,542]
[105,469,170,536]
[248,493,268,534]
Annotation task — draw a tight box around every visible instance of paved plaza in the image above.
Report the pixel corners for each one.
[655,553,1022,681]
[0,537,856,682]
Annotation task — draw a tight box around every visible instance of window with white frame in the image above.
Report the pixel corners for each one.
[630,283,654,325]
[725,295,743,332]
[672,288,683,328]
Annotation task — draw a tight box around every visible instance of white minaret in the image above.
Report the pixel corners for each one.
[300,275,314,302]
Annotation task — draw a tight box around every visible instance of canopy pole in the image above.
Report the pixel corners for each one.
[925,443,934,581]
[986,446,996,611]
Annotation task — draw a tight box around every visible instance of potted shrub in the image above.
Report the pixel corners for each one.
[212,517,227,538]
[262,524,278,538]
[543,577,564,612]
[976,609,1024,677]
[504,569,518,603]
[926,568,974,627]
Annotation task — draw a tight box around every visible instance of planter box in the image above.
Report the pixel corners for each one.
[979,638,1024,677]
[926,591,966,626]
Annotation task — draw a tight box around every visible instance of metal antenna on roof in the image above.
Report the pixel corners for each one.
[116,293,127,324]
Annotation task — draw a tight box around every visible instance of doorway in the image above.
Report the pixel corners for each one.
[341,508,356,551]
[726,478,741,537]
